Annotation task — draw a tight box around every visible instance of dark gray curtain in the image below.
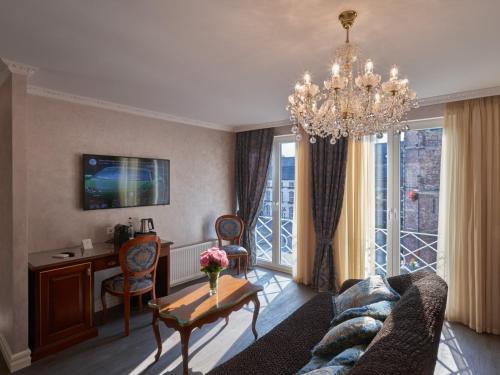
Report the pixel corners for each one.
[310,137,349,292]
[236,128,274,268]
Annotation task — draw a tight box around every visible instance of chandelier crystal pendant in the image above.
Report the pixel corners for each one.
[286,10,418,144]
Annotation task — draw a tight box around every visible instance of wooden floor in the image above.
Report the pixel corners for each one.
[1,268,499,375]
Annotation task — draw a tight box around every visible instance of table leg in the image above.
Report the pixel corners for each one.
[179,327,192,375]
[152,310,162,361]
[251,294,260,340]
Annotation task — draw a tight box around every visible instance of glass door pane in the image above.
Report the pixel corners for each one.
[399,128,442,274]
[255,136,296,272]
[375,135,389,276]
[279,142,296,266]
[256,156,273,263]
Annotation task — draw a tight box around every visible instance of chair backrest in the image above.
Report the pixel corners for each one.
[118,235,161,280]
[215,215,244,246]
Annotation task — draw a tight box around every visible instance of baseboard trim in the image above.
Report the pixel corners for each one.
[0,334,31,372]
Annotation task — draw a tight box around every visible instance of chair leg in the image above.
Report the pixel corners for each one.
[244,254,248,280]
[138,295,143,312]
[101,287,107,324]
[124,294,130,336]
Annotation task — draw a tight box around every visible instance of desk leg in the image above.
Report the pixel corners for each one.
[156,256,170,297]
[251,294,260,340]
[152,310,162,361]
[179,327,191,375]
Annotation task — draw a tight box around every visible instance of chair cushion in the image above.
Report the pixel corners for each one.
[332,275,400,316]
[221,244,248,255]
[330,300,396,327]
[103,274,153,293]
[125,241,157,272]
[218,218,242,238]
[302,366,351,375]
[296,356,329,374]
[327,345,366,366]
[312,317,383,358]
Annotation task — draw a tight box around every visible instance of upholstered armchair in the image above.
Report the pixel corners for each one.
[215,215,248,279]
[101,235,161,336]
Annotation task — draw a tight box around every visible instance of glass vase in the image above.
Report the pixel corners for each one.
[207,271,220,296]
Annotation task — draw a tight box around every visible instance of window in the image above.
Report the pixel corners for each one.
[288,191,294,204]
[374,119,443,276]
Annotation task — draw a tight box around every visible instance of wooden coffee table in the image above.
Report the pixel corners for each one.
[148,275,263,375]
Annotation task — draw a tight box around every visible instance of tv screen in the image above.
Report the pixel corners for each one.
[83,154,170,210]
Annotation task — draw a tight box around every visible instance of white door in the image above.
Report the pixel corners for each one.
[255,135,297,273]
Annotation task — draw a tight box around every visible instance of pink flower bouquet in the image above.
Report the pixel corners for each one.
[200,247,229,274]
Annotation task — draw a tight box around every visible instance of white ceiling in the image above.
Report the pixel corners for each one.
[1,0,500,128]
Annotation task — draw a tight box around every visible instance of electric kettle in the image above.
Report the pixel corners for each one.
[139,218,155,233]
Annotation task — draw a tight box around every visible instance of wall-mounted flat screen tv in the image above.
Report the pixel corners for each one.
[83,154,170,210]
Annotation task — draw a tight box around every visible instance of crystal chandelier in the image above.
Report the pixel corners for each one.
[286,10,418,144]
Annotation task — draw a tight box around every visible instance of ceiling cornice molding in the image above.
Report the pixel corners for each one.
[233,119,291,133]
[418,86,500,106]
[27,85,232,132]
[1,59,38,77]
[237,87,500,132]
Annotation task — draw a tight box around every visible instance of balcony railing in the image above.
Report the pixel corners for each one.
[255,215,293,266]
[375,227,438,275]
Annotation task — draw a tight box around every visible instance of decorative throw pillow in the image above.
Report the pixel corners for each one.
[330,300,396,327]
[312,316,383,357]
[332,275,400,316]
[296,356,329,375]
[326,345,366,366]
[303,365,351,375]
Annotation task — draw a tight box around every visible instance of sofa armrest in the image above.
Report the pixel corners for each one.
[338,278,363,294]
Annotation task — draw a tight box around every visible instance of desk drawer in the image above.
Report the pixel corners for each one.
[94,256,119,271]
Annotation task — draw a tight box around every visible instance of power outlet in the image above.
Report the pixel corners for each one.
[106,226,114,235]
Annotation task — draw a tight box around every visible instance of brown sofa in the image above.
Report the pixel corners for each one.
[208,271,447,375]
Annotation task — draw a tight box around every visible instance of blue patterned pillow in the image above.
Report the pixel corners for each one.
[331,300,396,327]
[312,317,383,357]
[333,275,399,316]
[302,366,351,375]
[296,356,329,375]
[326,345,366,366]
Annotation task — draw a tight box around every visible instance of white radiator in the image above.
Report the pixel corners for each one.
[170,240,218,286]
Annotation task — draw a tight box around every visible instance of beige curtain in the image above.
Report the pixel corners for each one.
[293,137,316,285]
[334,137,376,287]
[438,96,500,334]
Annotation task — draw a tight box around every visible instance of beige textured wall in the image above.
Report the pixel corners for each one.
[11,73,29,353]
[26,95,235,253]
[0,71,13,350]
[0,70,30,355]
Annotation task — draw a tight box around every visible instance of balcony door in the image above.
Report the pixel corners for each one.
[255,135,296,273]
[374,118,443,276]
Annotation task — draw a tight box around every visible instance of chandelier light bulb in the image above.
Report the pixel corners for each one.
[374,93,381,103]
[365,59,374,74]
[303,72,311,84]
[390,65,399,80]
[332,63,340,77]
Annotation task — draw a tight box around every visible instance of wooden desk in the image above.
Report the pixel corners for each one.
[28,239,173,361]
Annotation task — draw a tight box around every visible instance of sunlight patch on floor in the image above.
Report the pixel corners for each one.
[435,322,472,375]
